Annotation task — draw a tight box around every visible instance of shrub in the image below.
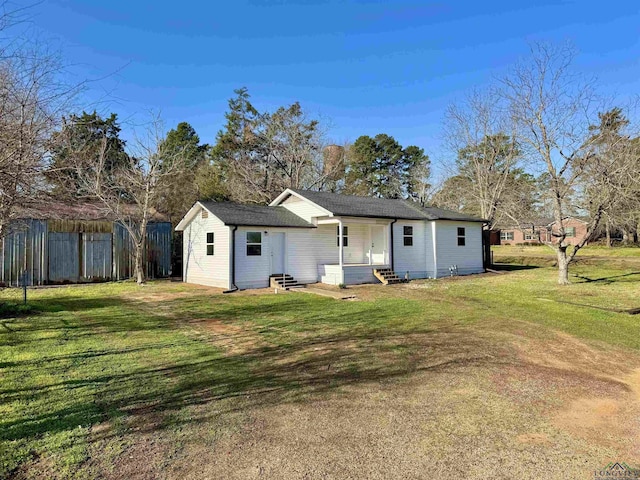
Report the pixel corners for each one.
[337,283,347,289]
[0,301,35,318]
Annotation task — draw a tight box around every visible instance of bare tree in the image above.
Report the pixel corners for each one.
[443,88,521,228]
[63,115,191,284]
[0,44,77,238]
[501,42,614,284]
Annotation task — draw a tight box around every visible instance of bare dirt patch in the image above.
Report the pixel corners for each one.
[185,318,268,354]
[507,330,640,460]
[166,366,620,480]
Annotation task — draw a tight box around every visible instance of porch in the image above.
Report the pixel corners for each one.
[315,216,392,285]
[318,263,391,286]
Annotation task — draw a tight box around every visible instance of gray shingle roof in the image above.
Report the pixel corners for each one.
[417,205,487,222]
[289,189,486,222]
[200,201,315,228]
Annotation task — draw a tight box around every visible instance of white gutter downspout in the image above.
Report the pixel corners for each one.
[338,218,344,284]
[431,221,438,278]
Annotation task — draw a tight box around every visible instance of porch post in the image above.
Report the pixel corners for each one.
[338,219,344,269]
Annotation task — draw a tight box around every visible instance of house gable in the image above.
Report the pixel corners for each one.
[270,189,332,220]
[175,202,223,231]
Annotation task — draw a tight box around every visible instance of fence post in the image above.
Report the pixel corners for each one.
[21,270,27,305]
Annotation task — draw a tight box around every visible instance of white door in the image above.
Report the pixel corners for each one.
[370,226,385,264]
[270,233,285,274]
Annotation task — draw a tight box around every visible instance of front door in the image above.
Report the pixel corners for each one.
[370,226,385,264]
[270,232,285,274]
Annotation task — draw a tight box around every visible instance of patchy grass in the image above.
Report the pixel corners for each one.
[493,244,640,258]
[1,265,640,479]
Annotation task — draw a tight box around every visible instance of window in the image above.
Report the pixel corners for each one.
[246,232,262,256]
[206,232,214,255]
[565,227,576,238]
[336,225,349,247]
[403,225,413,246]
[524,232,536,241]
[500,231,515,241]
[457,227,466,246]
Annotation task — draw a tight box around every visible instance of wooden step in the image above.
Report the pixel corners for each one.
[373,268,404,285]
[274,280,301,287]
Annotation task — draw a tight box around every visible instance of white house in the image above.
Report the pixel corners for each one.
[175,189,487,290]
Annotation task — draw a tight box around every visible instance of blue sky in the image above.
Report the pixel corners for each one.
[23,0,640,169]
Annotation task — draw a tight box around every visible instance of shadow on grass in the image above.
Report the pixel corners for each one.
[572,271,640,284]
[0,291,505,447]
[490,263,540,272]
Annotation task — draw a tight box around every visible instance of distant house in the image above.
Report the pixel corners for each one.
[0,201,172,286]
[175,189,487,290]
[492,217,589,246]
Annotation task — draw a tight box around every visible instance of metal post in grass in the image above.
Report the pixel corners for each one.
[20,270,27,305]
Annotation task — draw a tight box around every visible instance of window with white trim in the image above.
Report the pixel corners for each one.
[565,227,576,238]
[336,225,348,247]
[246,232,262,256]
[524,232,536,241]
[457,227,466,246]
[403,226,413,246]
[206,232,214,255]
[500,231,514,241]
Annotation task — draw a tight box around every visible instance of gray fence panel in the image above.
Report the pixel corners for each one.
[82,233,112,281]
[48,232,80,283]
[113,223,133,280]
[0,220,47,286]
[113,222,172,280]
[146,222,172,278]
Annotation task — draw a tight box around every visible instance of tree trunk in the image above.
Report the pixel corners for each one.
[557,247,570,285]
[134,243,144,285]
[605,220,612,248]
[622,228,630,245]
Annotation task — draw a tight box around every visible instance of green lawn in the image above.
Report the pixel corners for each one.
[1,263,640,478]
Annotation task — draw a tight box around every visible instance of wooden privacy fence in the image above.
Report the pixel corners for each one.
[0,220,172,286]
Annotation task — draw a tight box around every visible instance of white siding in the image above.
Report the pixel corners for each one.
[343,223,368,264]
[233,221,383,289]
[182,207,230,288]
[234,227,271,289]
[392,221,433,279]
[234,226,332,289]
[318,264,343,285]
[289,224,336,280]
[434,221,484,277]
[280,195,327,222]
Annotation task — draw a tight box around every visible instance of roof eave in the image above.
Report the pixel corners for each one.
[175,201,207,231]
[232,223,316,229]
